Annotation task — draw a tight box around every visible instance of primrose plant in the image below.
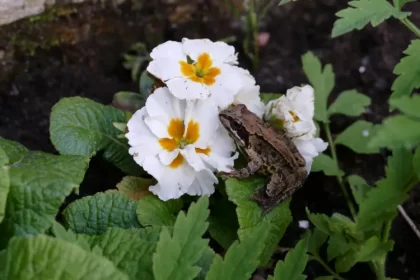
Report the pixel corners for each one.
[0,38,325,279]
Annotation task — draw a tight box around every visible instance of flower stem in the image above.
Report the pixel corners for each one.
[323,123,357,220]
[312,255,345,280]
[248,0,259,70]
[400,17,420,38]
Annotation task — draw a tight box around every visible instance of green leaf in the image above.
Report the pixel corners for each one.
[116,176,153,200]
[208,197,238,249]
[112,91,145,113]
[369,115,420,149]
[0,137,28,164]
[268,238,309,280]
[1,149,88,239]
[356,149,415,231]
[63,191,141,234]
[0,147,9,224]
[50,97,142,175]
[327,235,352,261]
[335,120,380,154]
[414,147,420,180]
[153,196,210,280]
[85,227,160,280]
[137,195,183,227]
[139,70,157,97]
[50,222,91,252]
[311,153,344,176]
[307,228,328,256]
[226,178,292,265]
[328,90,371,117]
[302,52,335,123]
[391,40,420,99]
[0,235,129,279]
[331,0,409,38]
[260,93,282,104]
[206,225,268,280]
[196,248,216,280]
[347,175,371,205]
[389,95,420,118]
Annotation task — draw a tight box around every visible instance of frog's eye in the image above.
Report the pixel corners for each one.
[231,121,242,131]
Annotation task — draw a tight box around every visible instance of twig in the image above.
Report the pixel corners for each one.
[397,205,420,239]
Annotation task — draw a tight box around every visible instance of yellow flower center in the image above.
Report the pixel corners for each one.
[278,111,300,127]
[158,118,211,169]
[179,53,221,86]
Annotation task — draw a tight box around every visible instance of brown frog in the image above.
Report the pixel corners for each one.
[219,104,308,214]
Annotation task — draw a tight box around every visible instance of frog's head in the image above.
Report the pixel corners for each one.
[219,104,249,148]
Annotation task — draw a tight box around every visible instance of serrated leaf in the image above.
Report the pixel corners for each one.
[0,235,128,279]
[117,176,153,200]
[50,97,142,175]
[226,178,292,266]
[391,40,420,99]
[327,235,352,261]
[112,91,145,113]
[347,175,371,205]
[356,149,415,231]
[206,225,267,280]
[331,0,409,38]
[268,238,308,280]
[63,191,141,234]
[260,93,282,104]
[389,95,420,118]
[302,52,335,123]
[414,147,420,180]
[0,147,9,224]
[369,115,420,149]
[137,195,183,227]
[328,90,371,117]
[307,228,328,256]
[0,147,88,242]
[311,153,344,176]
[335,120,380,154]
[208,197,238,249]
[196,248,216,280]
[50,222,91,252]
[84,227,161,280]
[153,196,210,280]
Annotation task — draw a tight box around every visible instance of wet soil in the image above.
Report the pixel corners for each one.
[0,0,419,279]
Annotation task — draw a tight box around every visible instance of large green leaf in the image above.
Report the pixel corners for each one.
[331,0,409,37]
[0,147,9,224]
[0,235,128,279]
[302,52,335,123]
[311,153,344,176]
[391,40,420,99]
[208,198,238,250]
[0,137,29,164]
[85,227,161,280]
[0,147,88,241]
[136,195,183,227]
[268,238,309,280]
[356,149,416,231]
[328,90,371,117]
[369,115,420,149]
[116,176,153,200]
[389,95,420,118]
[63,191,141,235]
[206,225,267,280]
[50,97,142,175]
[226,178,292,266]
[153,196,210,280]
[335,120,380,154]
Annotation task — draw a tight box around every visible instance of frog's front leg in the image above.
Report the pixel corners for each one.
[222,157,263,179]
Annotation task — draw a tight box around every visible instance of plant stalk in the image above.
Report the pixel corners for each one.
[248,0,259,70]
[400,17,420,38]
[313,255,346,280]
[323,123,357,219]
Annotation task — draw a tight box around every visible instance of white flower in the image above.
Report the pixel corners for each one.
[232,69,265,118]
[294,137,328,173]
[265,85,316,140]
[146,38,247,109]
[125,87,237,200]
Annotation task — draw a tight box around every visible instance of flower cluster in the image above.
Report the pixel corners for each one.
[264,85,328,172]
[126,38,326,201]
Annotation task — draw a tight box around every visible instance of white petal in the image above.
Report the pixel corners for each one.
[180,145,207,171]
[234,83,264,118]
[147,59,183,82]
[150,41,184,60]
[144,116,169,138]
[158,149,180,165]
[143,156,164,182]
[187,169,218,196]
[166,77,211,100]
[293,138,328,173]
[184,99,219,147]
[182,38,237,64]
[145,87,184,119]
[286,85,315,119]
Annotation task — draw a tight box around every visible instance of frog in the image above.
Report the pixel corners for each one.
[219,104,308,214]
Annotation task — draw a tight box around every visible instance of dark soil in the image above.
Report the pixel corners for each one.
[0,0,419,279]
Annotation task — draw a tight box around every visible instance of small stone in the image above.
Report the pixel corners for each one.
[298,220,309,229]
[362,130,369,137]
